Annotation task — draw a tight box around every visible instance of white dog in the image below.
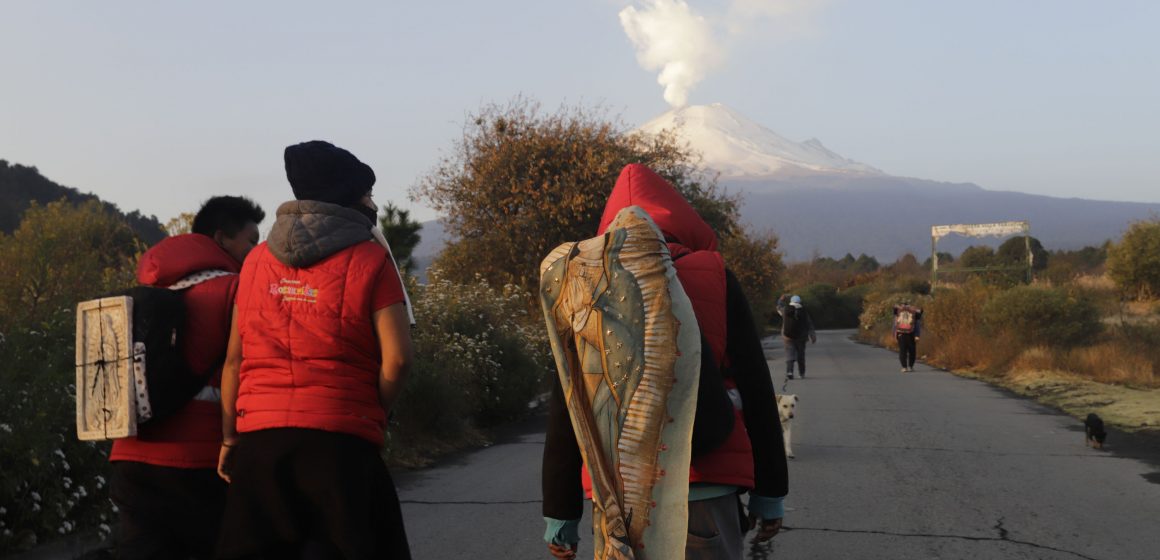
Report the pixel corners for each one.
[778,394,799,459]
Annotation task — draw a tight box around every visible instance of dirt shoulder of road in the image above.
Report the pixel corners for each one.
[953,367,1160,433]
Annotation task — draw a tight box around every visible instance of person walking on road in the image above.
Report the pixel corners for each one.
[894,301,923,372]
[109,196,264,560]
[216,140,415,559]
[541,164,788,560]
[778,294,816,380]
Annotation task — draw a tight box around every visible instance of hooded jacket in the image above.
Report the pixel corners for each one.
[233,201,405,445]
[543,165,789,524]
[596,164,756,487]
[109,234,240,469]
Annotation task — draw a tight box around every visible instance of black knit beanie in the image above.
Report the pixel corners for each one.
[283,140,375,206]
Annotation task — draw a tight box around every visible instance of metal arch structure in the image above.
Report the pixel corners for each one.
[930,221,1032,287]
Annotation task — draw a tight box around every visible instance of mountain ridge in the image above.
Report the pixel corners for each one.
[0,159,167,245]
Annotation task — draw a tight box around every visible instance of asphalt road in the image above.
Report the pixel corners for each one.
[396,330,1160,560]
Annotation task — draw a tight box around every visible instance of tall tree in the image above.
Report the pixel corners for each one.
[958,245,996,269]
[165,212,196,236]
[997,235,1049,271]
[0,199,141,328]
[1107,219,1160,299]
[379,202,422,274]
[413,98,738,295]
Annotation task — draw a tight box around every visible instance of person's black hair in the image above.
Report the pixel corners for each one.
[192,196,266,237]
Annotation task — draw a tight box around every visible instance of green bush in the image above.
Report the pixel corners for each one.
[982,286,1101,348]
[0,311,116,555]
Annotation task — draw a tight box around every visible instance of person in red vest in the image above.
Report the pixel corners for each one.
[542,164,789,559]
[215,141,414,559]
[109,196,264,560]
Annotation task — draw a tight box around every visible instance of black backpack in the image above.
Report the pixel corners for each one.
[125,286,208,423]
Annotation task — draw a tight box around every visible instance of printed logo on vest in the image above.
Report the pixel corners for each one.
[270,279,320,304]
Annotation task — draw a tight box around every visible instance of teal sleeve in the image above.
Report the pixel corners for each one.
[748,494,785,520]
[543,517,581,545]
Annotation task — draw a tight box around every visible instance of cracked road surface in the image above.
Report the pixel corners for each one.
[396,330,1160,559]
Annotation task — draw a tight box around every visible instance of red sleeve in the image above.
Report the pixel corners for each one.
[371,257,406,311]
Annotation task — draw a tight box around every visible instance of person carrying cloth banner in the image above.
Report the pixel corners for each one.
[540,164,788,560]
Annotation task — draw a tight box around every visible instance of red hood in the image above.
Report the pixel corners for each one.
[137,234,241,287]
[597,164,717,252]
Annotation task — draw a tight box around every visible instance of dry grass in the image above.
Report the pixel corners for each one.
[1073,274,1115,290]
[1009,344,1157,388]
[1066,343,1156,387]
[1010,346,1055,371]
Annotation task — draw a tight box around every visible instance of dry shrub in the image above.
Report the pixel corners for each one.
[982,285,1101,347]
[1064,343,1156,387]
[925,328,1022,374]
[860,267,1157,389]
[919,282,997,370]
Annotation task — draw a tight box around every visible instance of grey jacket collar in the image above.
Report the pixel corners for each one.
[267,200,373,268]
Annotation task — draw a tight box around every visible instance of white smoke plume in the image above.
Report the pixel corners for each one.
[619,0,720,108]
[619,0,826,107]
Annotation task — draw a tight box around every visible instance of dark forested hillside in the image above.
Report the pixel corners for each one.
[0,159,166,244]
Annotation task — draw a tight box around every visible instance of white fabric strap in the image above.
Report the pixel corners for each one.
[370,226,417,326]
[132,342,153,422]
[169,270,235,291]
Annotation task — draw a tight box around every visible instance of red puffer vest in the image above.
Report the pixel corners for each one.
[110,234,240,469]
[586,163,756,490]
[234,240,390,445]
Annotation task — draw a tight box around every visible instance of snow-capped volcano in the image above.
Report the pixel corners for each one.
[639,103,882,177]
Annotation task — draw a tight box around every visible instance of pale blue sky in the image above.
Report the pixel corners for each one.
[1,1,1156,227]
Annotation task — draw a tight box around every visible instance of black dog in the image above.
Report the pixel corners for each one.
[1085,413,1107,449]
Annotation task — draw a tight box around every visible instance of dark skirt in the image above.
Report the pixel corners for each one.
[110,462,227,560]
[216,428,411,560]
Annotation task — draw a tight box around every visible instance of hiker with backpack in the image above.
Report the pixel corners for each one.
[777,294,817,380]
[541,164,788,560]
[894,301,923,372]
[216,141,415,559]
[108,196,264,560]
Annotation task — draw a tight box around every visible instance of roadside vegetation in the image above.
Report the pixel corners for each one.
[841,221,1160,432]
